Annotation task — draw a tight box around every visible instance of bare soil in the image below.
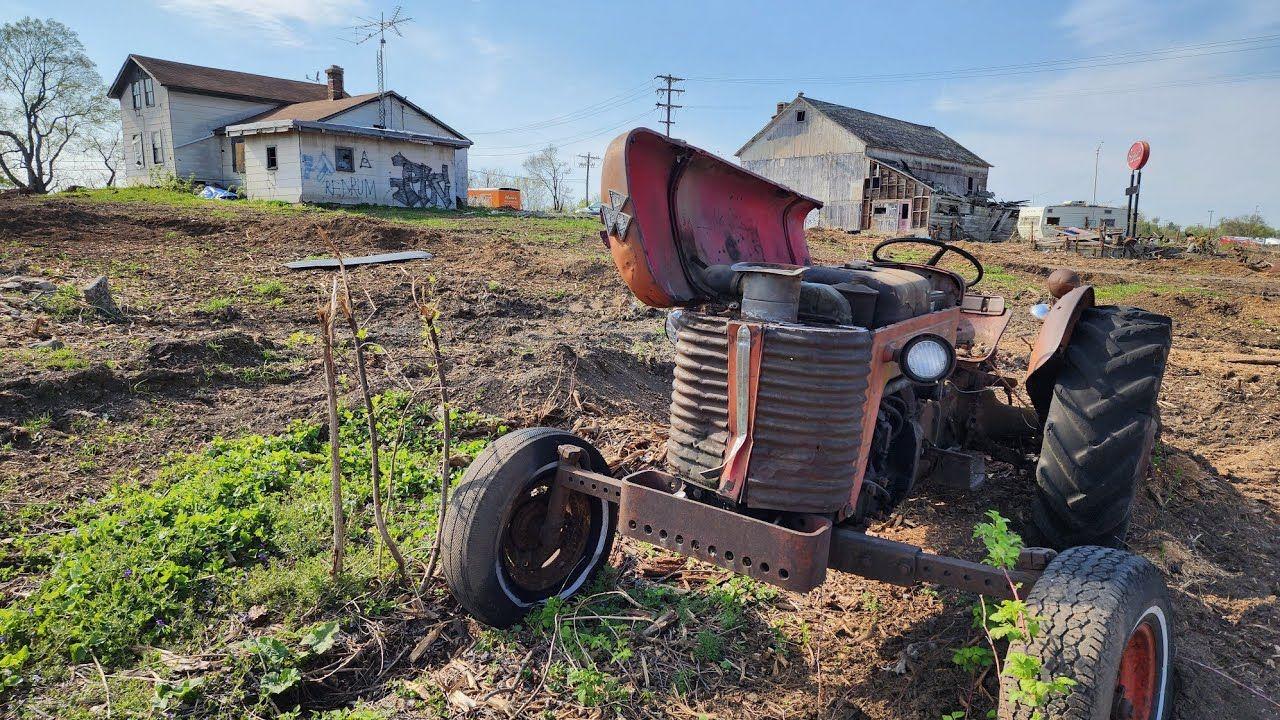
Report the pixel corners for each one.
[1,194,1277,719]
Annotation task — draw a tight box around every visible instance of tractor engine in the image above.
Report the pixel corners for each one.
[665,262,954,520]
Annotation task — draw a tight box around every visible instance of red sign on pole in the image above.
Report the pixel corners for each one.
[1127,140,1150,171]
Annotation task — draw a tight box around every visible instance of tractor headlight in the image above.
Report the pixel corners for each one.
[664,309,684,345]
[899,334,955,384]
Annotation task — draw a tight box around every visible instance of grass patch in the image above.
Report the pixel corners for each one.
[1093,281,1219,304]
[35,284,81,320]
[252,279,287,299]
[1,346,90,371]
[0,393,501,715]
[198,296,236,314]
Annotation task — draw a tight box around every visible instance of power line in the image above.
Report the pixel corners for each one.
[685,34,1280,86]
[469,107,657,157]
[655,74,685,137]
[468,80,658,135]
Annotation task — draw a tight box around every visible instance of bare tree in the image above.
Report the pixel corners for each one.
[471,166,509,188]
[522,145,574,213]
[86,122,122,187]
[0,17,111,193]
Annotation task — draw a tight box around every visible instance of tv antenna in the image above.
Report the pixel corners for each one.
[351,6,412,128]
[305,71,322,83]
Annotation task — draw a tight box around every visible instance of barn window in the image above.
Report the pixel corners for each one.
[871,176,881,189]
[266,145,278,171]
[796,111,806,122]
[901,203,910,220]
[231,139,245,173]
[1046,216,1060,226]
[335,146,354,172]
[150,131,164,164]
[143,78,155,107]
[967,177,974,193]
[873,206,887,215]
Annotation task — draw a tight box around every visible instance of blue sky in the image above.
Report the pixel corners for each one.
[4,0,1278,225]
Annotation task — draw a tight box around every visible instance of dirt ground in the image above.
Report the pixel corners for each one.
[1,192,1277,719]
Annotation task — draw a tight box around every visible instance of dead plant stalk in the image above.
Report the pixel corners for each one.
[319,277,346,577]
[414,278,452,590]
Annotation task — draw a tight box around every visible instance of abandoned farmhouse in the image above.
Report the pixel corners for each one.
[107,56,471,208]
[737,94,1019,241]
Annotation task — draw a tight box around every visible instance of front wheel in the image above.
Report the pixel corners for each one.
[998,546,1175,720]
[441,428,617,628]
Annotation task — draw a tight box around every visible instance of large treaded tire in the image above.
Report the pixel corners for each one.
[1032,306,1172,549]
[998,546,1175,720]
[441,428,616,628]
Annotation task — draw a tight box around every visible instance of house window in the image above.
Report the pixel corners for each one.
[265,145,278,171]
[335,146,354,172]
[143,78,155,107]
[1046,216,1060,226]
[967,177,974,193]
[131,134,143,167]
[131,80,143,110]
[1103,209,1113,214]
[150,131,164,164]
[231,139,245,173]
[796,110,806,122]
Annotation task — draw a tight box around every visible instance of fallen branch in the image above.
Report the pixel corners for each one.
[1222,354,1280,366]
[319,278,346,578]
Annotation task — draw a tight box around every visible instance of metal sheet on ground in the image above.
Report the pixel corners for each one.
[285,251,433,270]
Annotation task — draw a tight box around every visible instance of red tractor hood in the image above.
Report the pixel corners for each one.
[599,128,821,307]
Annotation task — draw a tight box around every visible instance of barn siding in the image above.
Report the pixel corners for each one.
[866,148,987,197]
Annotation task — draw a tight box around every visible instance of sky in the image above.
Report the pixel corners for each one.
[3,0,1278,225]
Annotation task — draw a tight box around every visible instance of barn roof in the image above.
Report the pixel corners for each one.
[803,98,990,167]
[736,96,990,168]
[108,55,333,104]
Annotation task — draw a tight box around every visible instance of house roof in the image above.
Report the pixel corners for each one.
[737,96,991,168]
[223,120,472,149]
[108,55,332,104]
[223,91,471,143]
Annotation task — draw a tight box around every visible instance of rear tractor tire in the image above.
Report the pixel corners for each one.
[998,545,1175,720]
[441,428,617,628]
[1032,306,1172,549]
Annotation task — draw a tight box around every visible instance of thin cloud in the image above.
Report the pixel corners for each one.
[156,0,363,46]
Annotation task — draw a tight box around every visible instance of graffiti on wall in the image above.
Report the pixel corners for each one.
[301,152,335,182]
[322,177,377,201]
[359,151,372,169]
[389,152,452,208]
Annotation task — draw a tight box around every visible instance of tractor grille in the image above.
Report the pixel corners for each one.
[667,311,872,514]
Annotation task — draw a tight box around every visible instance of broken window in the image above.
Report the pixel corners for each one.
[1046,216,1060,226]
[901,203,910,220]
[131,80,143,110]
[150,131,163,165]
[231,139,245,173]
[266,145,278,171]
[335,147,355,172]
[143,78,155,107]
[873,206,887,215]
[131,134,142,167]
[796,110,806,122]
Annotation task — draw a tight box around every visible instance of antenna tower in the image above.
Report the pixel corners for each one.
[351,6,413,127]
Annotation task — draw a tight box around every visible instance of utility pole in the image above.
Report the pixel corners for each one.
[577,152,599,206]
[655,74,685,137]
[1092,141,1103,206]
[1208,210,1215,231]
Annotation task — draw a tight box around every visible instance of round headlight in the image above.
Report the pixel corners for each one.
[899,334,955,384]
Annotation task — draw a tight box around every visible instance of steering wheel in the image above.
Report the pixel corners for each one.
[870,237,984,288]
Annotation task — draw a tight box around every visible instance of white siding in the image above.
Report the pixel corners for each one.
[328,97,455,137]
[293,132,468,207]
[1017,204,1121,241]
[119,66,173,186]
[241,133,302,202]
[168,91,277,184]
[739,107,868,229]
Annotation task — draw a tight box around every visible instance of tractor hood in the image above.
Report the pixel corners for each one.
[599,128,821,307]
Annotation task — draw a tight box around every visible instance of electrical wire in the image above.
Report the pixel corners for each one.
[469,107,658,157]
[466,80,659,135]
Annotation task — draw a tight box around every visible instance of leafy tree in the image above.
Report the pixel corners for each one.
[1216,212,1276,239]
[522,144,574,213]
[0,17,111,193]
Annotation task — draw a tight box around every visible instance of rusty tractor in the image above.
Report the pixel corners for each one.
[441,129,1175,720]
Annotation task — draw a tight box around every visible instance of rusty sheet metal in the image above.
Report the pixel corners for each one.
[619,469,831,592]
[1024,284,1095,412]
[667,311,872,514]
[842,307,961,520]
[716,322,762,502]
[956,294,1011,364]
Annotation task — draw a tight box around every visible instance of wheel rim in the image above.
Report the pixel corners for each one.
[1114,619,1160,720]
[496,463,606,604]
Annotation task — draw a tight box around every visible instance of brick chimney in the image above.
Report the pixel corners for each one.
[325,65,344,100]
[774,101,786,118]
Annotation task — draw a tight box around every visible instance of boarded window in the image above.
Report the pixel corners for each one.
[131,134,143,167]
[796,110,806,122]
[150,131,163,164]
[266,145,278,171]
[143,78,155,107]
[131,81,143,110]
[335,146,354,172]
[231,139,245,173]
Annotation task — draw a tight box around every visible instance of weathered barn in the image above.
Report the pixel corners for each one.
[736,94,1018,241]
[107,55,471,208]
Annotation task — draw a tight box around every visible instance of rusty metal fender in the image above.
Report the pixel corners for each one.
[1024,285,1095,414]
